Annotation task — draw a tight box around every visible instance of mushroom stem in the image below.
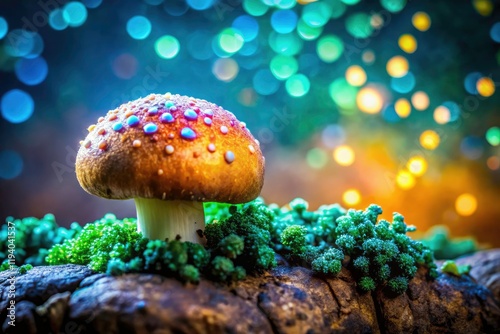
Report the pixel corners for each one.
[134,198,205,243]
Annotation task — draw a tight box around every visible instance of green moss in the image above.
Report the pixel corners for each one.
[440,260,471,277]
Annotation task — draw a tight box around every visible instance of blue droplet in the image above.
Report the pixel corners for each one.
[126,16,152,40]
[0,150,23,180]
[49,9,69,31]
[186,0,215,10]
[390,72,415,94]
[160,112,174,123]
[184,108,198,120]
[62,2,88,27]
[14,57,48,86]
[490,22,500,43]
[203,109,213,116]
[232,15,259,42]
[204,117,212,125]
[165,101,175,108]
[0,17,8,39]
[126,115,140,127]
[112,122,123,131]
[143,123,158,134]
[148,106,158,115]
[1,89,34,124]
[271,9,298,34]
[224,151,235,164]
[181,127,196,140]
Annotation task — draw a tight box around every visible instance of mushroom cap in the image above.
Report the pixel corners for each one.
[75,93,264,203]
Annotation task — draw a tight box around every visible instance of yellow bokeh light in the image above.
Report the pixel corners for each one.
[407,156,427,176]
[386,55,409,78]
[398,34,417,54]
[473,0,493,16]
[343,189,361,206]
[395,98,411,118]
[433,106,451,124]
[333,145,355,166]
[356,87,384,114]
[476,77,495,97]
[396,170,416,190]
[345,65,367,87]
[411,91,430,110]
[455,193,478,216]
[412,12,431,32]
[487,156,500,170]
[420,130,440,150]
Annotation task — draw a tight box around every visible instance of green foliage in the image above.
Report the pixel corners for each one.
[420,225,479,260]
[440,260,471,277]
[281,225,308,254]
[18,264,33,274]
[311,248,343,275]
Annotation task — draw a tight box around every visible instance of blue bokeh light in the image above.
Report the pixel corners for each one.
[321,124,346,148]
[63,2,88,27]
[163,1,189,16]
[382,104,401,123]
[1,89,35,124]
[82,0,103,8]
[4,29,37,57]
[442,101,460,122]
[464,72,482,95]
[460,136,484,160]
[239,39,259,56]
[49,9,69,31]
[0,150,23,180]
[187,0,215,10]
[232,15,259,42]
[188,30,213,60]
[271,9,298,34]
[15,57,49,86]
[253,69,280,95]
[126,16,152,40]
[490,22,500,43]
[390,72,415,94]
[0,17,7,40]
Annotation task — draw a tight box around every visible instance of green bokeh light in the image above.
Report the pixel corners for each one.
[380,0,407,13]
[341,0,361,4]
[317,35,344,63]
[218,28,244,53]
[286,74,310,97]
[243,0,269,16]
[329,0,347,18]
[302,2,332,27]
[329,78,358,110]
[269,32,303,56]
[297,19,323,41]
[154,35,180,59]
[486,127,500,146]
[306,148,328,169]
[345,13,373,38]
[270,54,298,80]
[276,0,296,9]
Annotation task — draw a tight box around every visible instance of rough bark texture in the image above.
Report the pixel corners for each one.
[1,250,499,334]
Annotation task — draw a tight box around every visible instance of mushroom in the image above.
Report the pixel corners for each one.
[75,93,264,243]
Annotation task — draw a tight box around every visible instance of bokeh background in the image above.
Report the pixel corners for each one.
[0,0,499,247]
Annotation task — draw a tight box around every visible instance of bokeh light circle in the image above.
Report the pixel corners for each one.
[297,19,323,40]
[487,156,500,170]
[243,0,269,16]
[362,50,375,65]
[187,0,215,10]
[464,72,483,94]
[322,124,346,148]
[0,17,8,39]
[412,12,431,31]
[285,74,310,97]
[357,86,384,114]
[411,91,430,110]
[442,101,460,122]
[317,35,344,63]
[382,104,400,123]
[269,32,303,56]
[329,78,358,110]
[455,194,477,216]
[390,72,415,93]
[302,2,332,27]
[163,1,189,16]
[396,170,416,190]
[212,58,239,82]
[490,22,500,43]
[343,189,361,206]
[306,148,328,169]
[49,9,69,31]
[271,9,298,34]
[62,2,88,27]
[270,54,298,80]
[82,0,103,8]
[232,15,259,42]
[218,28,244,53]
[4,30,42,58]
[155,35,180,59]
[407,156,427,176]
[420,130,440,150]
[112,54,138,79]
[1,89,35,124]
[333,145,355,166]
[460,136,484,160]
[433,105,450,124]
[126,16,152,40]
[345,13,373,38]
[394,98,411,118]
[386,55,409,78]
[345,65,367,87]
[476,77,495,97]
[253,69,280,95]
[486,127,500,146]
[0,150,23,180]
[188,30,213,60]
[381,0,407,13]
[398,34,417,53]
[15,57,49,85]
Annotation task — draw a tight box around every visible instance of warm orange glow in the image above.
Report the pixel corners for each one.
[333,145,355,166]
[420,130,440,150]
[343,189,361,206]
[476,77,495,97]
[345,65,367,87]
[412,12,431,31]
[433,106,451,124]
[487,156,500,170]
[386,56,409,78]
[411,91,430,110]
[396,170,416,190]
[398,34,417,54]
[407,156,428,176]
[455,193,478,216]
[395,98,411,118]
[356,87,384,114]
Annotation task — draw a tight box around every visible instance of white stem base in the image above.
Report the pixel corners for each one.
[135,198,205,243]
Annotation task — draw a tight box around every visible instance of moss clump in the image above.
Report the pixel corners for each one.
[440,260,471,277]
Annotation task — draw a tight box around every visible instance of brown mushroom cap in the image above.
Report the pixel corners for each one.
[75,93,264,203]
